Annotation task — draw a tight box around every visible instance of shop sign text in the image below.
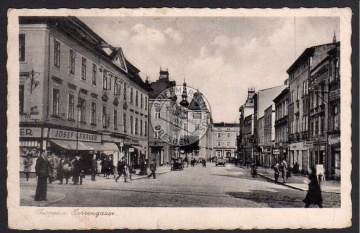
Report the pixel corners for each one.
[20,127,42,138]
[49,129,100,142]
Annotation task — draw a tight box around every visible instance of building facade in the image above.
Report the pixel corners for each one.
[238,88,255,163]
[286,42,338,174]
[273,87,289,165]
[263,105,276,167]
[253,85,287,164]
[19,17,150,172]
[212,123,239,159]
[241,114,254,165]
[326,45,340,179]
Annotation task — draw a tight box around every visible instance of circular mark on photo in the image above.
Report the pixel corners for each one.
[150,85,211,146]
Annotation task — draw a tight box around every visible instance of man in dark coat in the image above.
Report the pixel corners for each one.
[34,150,49,201]
[72,155,82,185]
[147,159,156,179]
[115,159,125,182]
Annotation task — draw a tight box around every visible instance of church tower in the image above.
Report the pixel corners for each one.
[159,67,169,82]
[333,31,336,43]
[180,80,189,107]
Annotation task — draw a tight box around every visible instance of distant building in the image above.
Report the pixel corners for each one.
[238,88,255,162]
[241,114,254,164]
[148,69,177,165]
[273,87,290,165]
[253,85,287,164]
[212,123,239,159]
[263,105,276,167]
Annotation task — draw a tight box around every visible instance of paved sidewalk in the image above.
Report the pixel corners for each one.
[20,184,66,207]
[20,165,172,206]
[240,166,340,194]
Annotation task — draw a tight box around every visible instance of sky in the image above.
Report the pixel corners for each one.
[80,16,340,123]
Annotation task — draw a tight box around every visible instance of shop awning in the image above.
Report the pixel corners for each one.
[50,139,91,151]
[132,145,143,150]
[103,142,119,151]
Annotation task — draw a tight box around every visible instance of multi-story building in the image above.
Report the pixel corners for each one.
[187,91,213,161]
[212,123,239,159]
[19,16,150,172]
[308,42,341,178]
[327,44,340,179]
[148,69,177,165]
[253,85,287,164]
[273,87,289,164]
[263,105,276,167]
[238,88,255,163]
[287,41,338,173]
[241,114,254,165]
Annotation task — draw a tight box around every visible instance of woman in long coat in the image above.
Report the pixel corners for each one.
[303,167,323,208]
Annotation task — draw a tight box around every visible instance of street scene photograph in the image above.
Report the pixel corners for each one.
[16,12,345,211]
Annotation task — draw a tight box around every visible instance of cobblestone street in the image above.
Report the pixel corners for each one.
[20,163,340,208]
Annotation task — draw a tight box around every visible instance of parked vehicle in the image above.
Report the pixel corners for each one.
[215,158,226,166]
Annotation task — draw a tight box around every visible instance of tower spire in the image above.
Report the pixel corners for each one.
[180,79,189,107]
[333,31,336,43]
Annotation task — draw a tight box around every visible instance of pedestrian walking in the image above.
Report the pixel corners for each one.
[281,159,288,183]
[115,159,125,182]
[23,153,33,181]
[34,150,49,201]
[72,155,82,185]
[273,163,280,184]
[91,154,97,181]
[62,157,72,184]
[252,165,258,178]
[202,159,206,167]
[57,156,65,184]
[148,159,156,179]
[303,167,323,208]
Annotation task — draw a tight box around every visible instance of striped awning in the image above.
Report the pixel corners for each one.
[20,141,40,148]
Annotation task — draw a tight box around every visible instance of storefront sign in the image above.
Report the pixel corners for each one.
[328,135,340,145]
[272,149,280,155]
[49,129,101,142]
[20,127,42,138]
[289,141,313,150]
[129,148,134,152]
[253,152,259,156]
[303,141,314,148]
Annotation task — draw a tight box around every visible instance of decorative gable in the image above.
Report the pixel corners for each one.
[113,48,127,73]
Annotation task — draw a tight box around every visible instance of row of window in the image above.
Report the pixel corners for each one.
[216,132,239,138]
[275,100,288,121]
[216,141,236,147]
[19,34,148,110]
[289,115,308,134]
[52,88,147,136]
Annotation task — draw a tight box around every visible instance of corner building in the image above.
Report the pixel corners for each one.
[19,17,150,172]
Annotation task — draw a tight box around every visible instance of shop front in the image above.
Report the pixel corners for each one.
[262,146,272,167]
[19,126,45,173]
[47,128,119,174]
[328,134,340,179]
[289,141,313,173]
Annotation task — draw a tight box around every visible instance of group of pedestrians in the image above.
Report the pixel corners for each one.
[273,160,288,184]
[33,150,84,201]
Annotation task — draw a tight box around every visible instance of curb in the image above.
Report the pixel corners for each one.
[257,173,341,194]
[257,173,307,191]
[23,192,67,207]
